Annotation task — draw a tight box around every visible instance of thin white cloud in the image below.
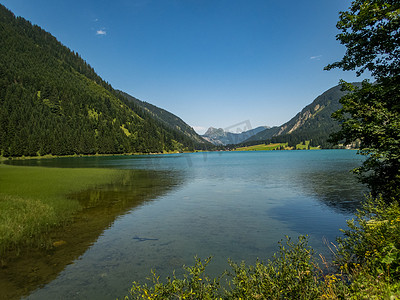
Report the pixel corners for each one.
[96,29,107,36]
[310,55,322,60]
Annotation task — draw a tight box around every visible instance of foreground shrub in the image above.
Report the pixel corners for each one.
[333,195,400,299]
[336,196,400,281]
[124,236,325,299]
[123,197,400,299]
[125,256,222,299]
[226,236,320,299]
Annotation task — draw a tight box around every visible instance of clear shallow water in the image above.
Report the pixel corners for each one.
[8,150,366,299]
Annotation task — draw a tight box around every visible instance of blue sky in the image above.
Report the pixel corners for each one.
[1,0,369,134]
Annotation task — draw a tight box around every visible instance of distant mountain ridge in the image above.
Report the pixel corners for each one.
[202,126,269,145]
[243,83,362,148]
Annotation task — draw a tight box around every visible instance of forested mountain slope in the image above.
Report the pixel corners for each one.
[243,83,361,148]
[117,91,206,144]
[0,4,209,157]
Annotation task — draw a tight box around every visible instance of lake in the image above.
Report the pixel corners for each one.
[4,150,366,299]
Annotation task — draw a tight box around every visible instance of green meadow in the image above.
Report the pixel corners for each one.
[295,140,320,150]
[235,143,287,151]
[0,164,120,255]
[234,142,320,151]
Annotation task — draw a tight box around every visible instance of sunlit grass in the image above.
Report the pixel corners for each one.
[235,143,287,151]
[0,164,120,254]
[235,141,321,151]
[295,140,320,150]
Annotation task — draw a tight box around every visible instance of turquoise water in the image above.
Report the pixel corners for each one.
[12,150,366,299]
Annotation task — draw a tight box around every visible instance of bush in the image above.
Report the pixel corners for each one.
[123,236,325,299]
[123,198,400,299]
[124,256,222,299]
[226,236,320,299]
[333,196,400,298]
[336,196,400,280]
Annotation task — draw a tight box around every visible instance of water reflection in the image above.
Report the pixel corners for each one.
[267,151,367,244]
[302,169,366,213]
[1,150,368,299]
[0,169,183,300]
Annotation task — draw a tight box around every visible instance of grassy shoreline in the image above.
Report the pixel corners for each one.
[234,141,322,151]
[0,166,178,300]
[1,150,185,161]
[0,164,122,256]
[0,145,334,161]
[234,143,288,151]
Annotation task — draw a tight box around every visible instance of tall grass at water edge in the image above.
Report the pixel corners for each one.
[0,164,120,256]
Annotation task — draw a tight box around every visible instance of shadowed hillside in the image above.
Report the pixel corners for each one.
[0,4,209,157]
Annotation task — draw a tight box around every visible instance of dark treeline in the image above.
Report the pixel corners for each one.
[0,5,210,157]
[269,127,340,149]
